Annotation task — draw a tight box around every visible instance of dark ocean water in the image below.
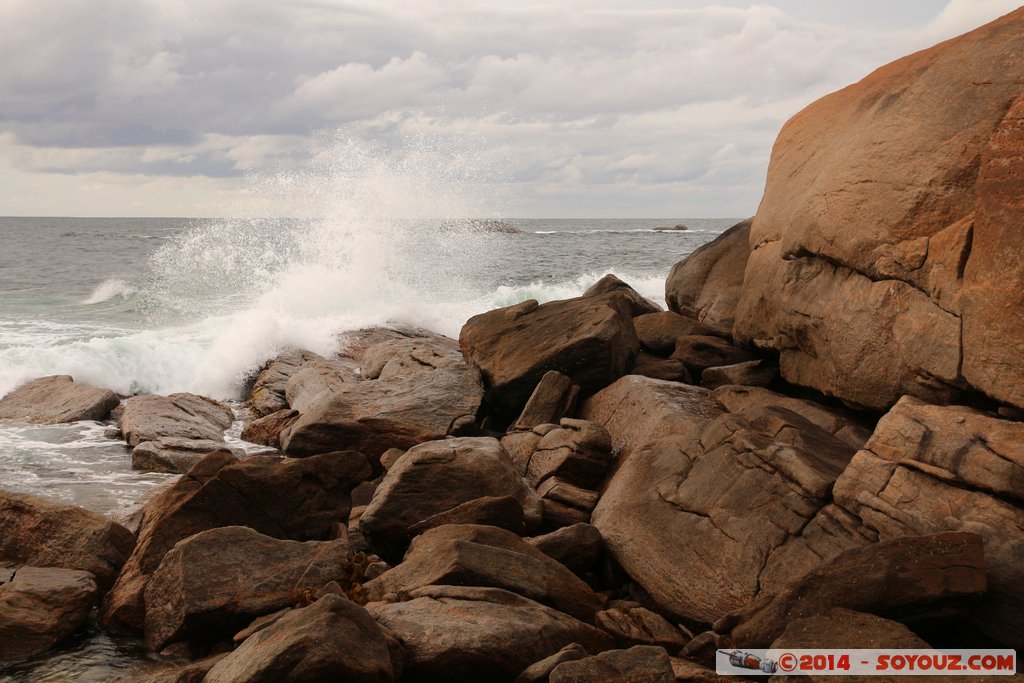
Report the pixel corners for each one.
[0,214,735,681]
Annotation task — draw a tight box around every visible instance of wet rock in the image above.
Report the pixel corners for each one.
[512,371,580,432]
[700,360,778,390]
[582,376,867,623]
[515,643,589,683]
[141,654,228,683]
[279,353,483,458]
[203,593,399,683]
[247,350,337,417]
[528,523,605,576]
[0,566,98,664]
[582,274,662,316]
[143,526,352,651]
[715,532,986,647]
[120,393,234,446]
[549,645,675,683]
[596,606,687,651]
[240,408,299,449]
[665,218,751,329]
[131,439,241,474]
[460,293,640,416]
[407,495,526,537]
[365,524,602,622]
[670,335,756,376]
[0,490,134,591]
[369,585,614,682]
[360,437,541,560]
[633,312,729,355]
[0,375,121,424]
[101,450,369,633]
[732,10,1024,411]
[360,336,464,380]
[337,325,459,367]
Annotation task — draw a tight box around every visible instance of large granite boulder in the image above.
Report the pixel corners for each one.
[143,526,351,651]
[715,532,986,647]
[203,594,400,683]
[0,490,135,590]
[131,439,242,475]
[279,351,483,458]
[759,397,1024,646]
[101,450,369,633]
[549,646,675,683]
[248,349,358,416]
[581,274,662,316]
[360,437,541,560]
[119,393,234,446]
[369,585,613,682]
[459,293,640,416]
[732,9,1024,411]
[665,219,752,330]
[0,566,98,664]
[0,375,120,424]
[581,376,869,623]
[511,371,580,432]
[364,524,602,622]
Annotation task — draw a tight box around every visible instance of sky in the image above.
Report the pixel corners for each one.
[0,0,1020,218]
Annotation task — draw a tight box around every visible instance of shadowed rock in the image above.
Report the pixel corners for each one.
[665,219,751,329]
[0,567,98,664]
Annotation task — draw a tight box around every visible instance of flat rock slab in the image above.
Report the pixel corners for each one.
[120,393,234,446]
[0,490,135,591]
[549,645,675,683]
[370,585,614,683]
[364,524,602,622]
[143,526,352,651]
[131,439,241,474]
[204,594,399,683]
[0,566,98,663]
[0,375,120,424]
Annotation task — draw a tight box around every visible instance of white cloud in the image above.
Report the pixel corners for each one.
[0,0,1019,217]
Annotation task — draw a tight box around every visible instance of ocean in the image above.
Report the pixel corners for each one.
[0,214,733,680]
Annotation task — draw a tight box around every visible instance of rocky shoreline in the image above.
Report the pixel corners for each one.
[2,10,1024,682]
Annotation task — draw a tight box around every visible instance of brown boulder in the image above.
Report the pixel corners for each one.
[365,524,602,622]
[715,532,986,647]
[204,594,400,683]
[101,450,369,633]
[281,357,361,413]
[0,375,120,424]
[733,10,1024,411]
[0,490,134,591]
[119,393,234,446]
[596,606,687,651]
[700,360,777,390]
[759,398,1024,645]
[369,585,614,682]
[459,293,641,415]
[665,219,751,329]
[240,408,298,449]
[279,356,483,458]
[360,336,464,380]
[582,274,663,316]
[549,645,675,683]
[630,352,692,383]
[515,643,589,683]
[633,312,728,355]
[247,349,339,417]
[407,496,525,537]
[670,335,755,376]
[582,377,866,623]
[528,523,604,576]
[512,371,580,432]
[131,439,241,474]
[143,526,351,650]
[525,418,612,489]
[360,437,541,560]
[0,566,98,663]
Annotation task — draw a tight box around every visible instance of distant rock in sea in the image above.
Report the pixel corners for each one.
[653,223,688,232]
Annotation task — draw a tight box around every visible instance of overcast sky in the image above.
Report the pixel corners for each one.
[0,0,1019,218]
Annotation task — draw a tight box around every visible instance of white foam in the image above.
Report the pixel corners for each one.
[83,279,139,304]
